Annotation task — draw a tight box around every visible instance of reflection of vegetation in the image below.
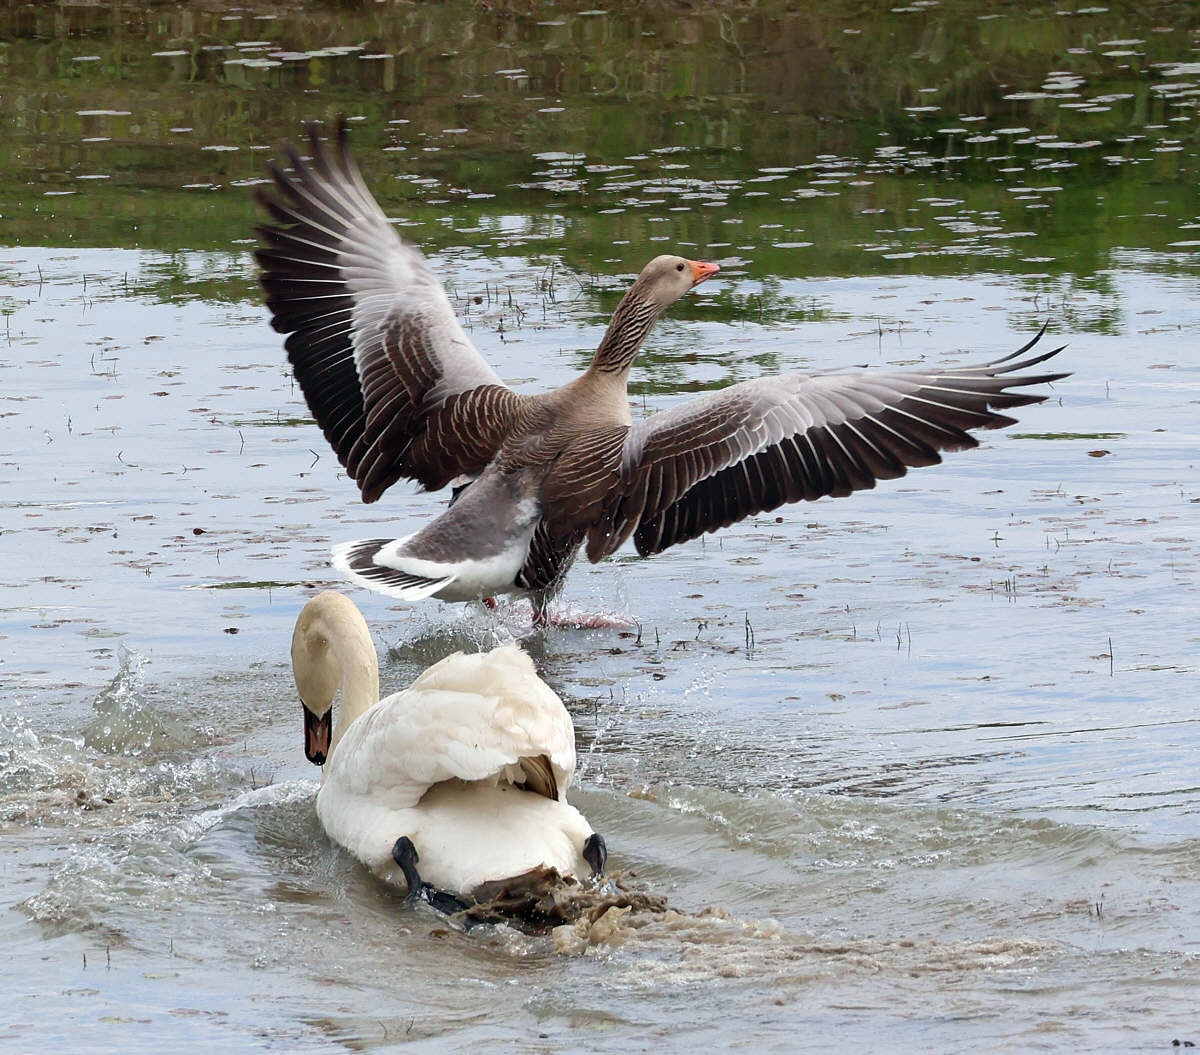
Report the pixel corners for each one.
[1011,432,1126,440]
[230,417,316,428]
[0,0,1196,294]
[131,252,258,304]
[193,581,301,590]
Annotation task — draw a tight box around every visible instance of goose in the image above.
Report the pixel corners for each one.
[290,590,605,907]
[257,121,1069,623]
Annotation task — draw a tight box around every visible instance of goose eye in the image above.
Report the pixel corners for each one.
[675,262,685,272]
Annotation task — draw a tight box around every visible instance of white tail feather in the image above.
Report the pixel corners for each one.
[331,538,455,601]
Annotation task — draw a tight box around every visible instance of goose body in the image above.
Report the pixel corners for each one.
[258,122,1069,619]
[290,591,601,896]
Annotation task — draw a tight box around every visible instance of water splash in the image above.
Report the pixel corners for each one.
[82,646,190,757]
[21,780,316,933]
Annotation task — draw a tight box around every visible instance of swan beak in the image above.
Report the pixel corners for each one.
[687,259,720,287]
[302,704,332,766]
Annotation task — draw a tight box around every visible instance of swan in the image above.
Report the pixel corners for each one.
[257,121,1068,621]
[290,590,605,907]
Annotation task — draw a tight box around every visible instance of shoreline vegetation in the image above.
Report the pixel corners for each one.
[0,0,1195,291]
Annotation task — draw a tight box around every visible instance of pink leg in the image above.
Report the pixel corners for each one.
[557,612,637,629]
[477,596,632,629]
[533,598,633,629]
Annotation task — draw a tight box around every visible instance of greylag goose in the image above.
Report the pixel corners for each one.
[257,121,1068,622]
[291,590,605,910]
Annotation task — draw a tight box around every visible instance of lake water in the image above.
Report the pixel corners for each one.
[2,2,1198,1051]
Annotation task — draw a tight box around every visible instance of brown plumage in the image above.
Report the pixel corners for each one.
[256,120,1069,621]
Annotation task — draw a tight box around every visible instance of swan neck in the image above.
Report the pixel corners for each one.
[330,643,379,753]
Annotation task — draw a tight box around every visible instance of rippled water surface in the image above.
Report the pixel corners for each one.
[2,2,1198,1052]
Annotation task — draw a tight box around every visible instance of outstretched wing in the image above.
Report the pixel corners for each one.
[580,329,1069,560]
[255,119,519,501]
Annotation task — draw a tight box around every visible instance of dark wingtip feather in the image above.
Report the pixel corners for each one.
[985,320,1050,366]
[974,412,1019,432]
[989,345,1071,377]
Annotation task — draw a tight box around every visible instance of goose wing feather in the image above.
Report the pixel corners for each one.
[256,120,519,500]
[578,330,1068,560]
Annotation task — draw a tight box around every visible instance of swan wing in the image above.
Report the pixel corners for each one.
[407,644,577,791]
[330,644,576,801]
[256,120,521,500]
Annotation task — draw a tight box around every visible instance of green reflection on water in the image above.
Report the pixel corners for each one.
[0,0,1196,288]
[1010,431,1126,440]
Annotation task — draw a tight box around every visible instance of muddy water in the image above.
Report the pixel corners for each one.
[3,2,1200,1052]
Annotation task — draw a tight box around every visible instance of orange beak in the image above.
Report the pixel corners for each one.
[687,259,721,287]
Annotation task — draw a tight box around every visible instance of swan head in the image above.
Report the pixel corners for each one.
[632,254,720,310]
[291,613,339,766]
[291,591,379,766]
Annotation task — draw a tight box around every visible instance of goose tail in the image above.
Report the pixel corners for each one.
[331,538,456,601]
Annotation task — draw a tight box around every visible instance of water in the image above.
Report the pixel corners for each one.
[2,2,1198,1052]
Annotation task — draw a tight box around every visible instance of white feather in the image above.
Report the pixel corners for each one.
[291,592,595,895]
[331,515,538,603]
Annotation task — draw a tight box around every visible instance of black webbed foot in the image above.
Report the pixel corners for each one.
[391,836,471,915]
[415,885,472,915]
[583,832,607,876]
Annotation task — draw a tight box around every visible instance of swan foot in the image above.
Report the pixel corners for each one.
[391,836,470,916]
[583,832,607,876]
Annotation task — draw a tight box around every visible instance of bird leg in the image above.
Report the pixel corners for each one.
[583,832,607,876]
[531,593,551,628]
[391,836,471,915]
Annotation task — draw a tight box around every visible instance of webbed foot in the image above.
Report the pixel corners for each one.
[583,832,607,876]
[391,836,471,915]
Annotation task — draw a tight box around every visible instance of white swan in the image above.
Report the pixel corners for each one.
[290,591,604,905]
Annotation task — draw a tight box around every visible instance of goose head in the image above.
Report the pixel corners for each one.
[291,591,380,766]
[591,254,720,374]
[630,254,720,311]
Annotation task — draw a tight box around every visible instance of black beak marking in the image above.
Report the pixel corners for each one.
[303,704,332,766]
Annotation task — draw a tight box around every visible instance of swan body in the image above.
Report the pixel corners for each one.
[290,591,600,895]
[258,122,1069,619]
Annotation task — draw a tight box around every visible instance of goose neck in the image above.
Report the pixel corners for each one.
[590,290,662,376]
